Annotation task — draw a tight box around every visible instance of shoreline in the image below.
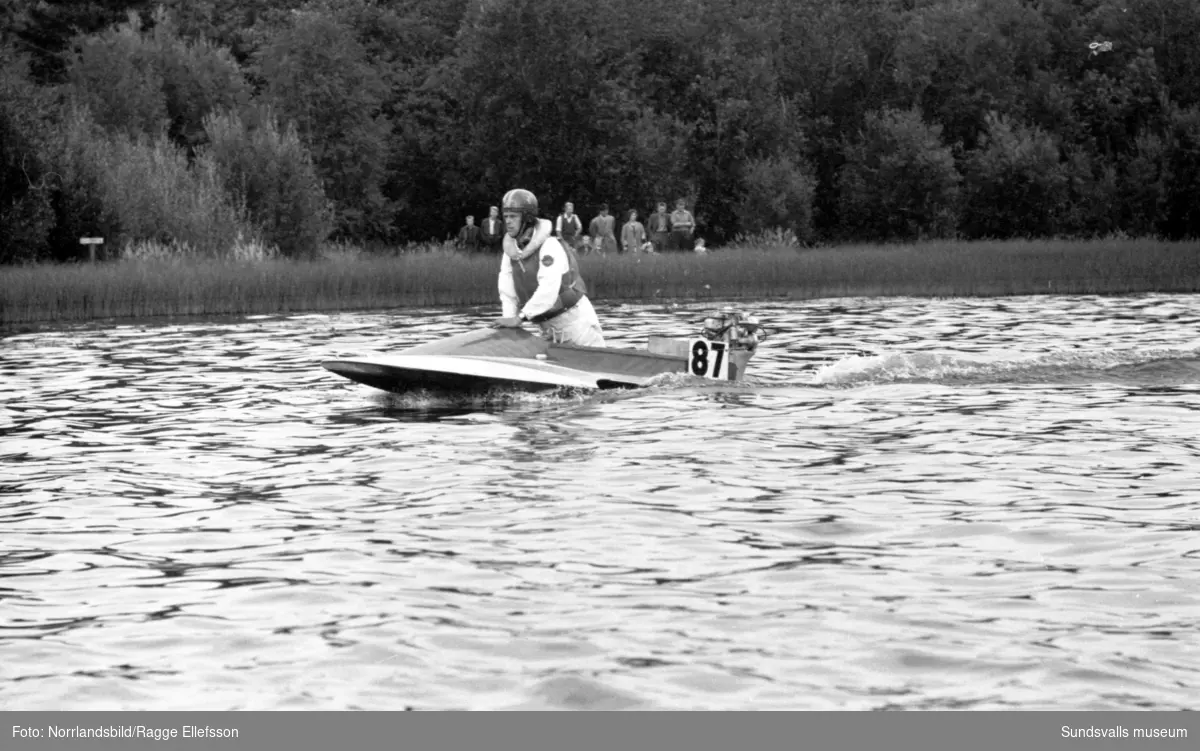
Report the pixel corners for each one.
[3,238,1199,331]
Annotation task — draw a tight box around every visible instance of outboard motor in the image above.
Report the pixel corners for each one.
[694,306,764,380]
[701,306,764,352]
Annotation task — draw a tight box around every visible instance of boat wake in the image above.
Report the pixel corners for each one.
[355,375,756,418]
[810,345,1200,388]
[373,386,596,412]
[641,371,742,389]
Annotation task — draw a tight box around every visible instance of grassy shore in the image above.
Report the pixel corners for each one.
[3,238,1200,328]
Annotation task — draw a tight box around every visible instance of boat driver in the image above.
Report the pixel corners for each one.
[491,188,606,348]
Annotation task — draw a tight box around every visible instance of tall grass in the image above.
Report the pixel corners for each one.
[0,247,496,324]
[584,237,1200,300]
[3,238,1200,327]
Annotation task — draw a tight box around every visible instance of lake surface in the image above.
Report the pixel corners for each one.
[2,294,1199,710]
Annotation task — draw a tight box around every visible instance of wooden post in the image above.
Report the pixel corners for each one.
[79,237,104,263]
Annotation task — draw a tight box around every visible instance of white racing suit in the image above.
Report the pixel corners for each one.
[499,219,605,348]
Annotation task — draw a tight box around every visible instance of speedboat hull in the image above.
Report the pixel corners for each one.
[324,328,694,392]
[322,309,761,394]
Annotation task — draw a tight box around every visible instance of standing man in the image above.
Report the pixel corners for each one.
[492,188,606,348]
[480,205,504,253]
[555,201,583,251]
[669,198,694,251]
[646,201,671,252]
[456,214,480,252]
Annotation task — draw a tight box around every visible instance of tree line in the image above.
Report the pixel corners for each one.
[2,0,1199,264]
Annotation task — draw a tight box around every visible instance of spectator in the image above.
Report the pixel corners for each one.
[621,209,646,254]
[669,198,695,251]
[646,201,671,252]
[589,203,617,255]
[480,205,504,252]
[456,215,480,252]
[693,237,708,254]
[555,201,584,251]
[579,234,594,255]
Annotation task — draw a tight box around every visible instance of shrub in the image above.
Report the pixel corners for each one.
[201,107,333,258]
[1122,131,1169,237]
[736,154,816,243]
[96,131,250,255]
[41,107,122,262]
[0,49,54,263]
[66,12,170,139]
[144,6,251,150]
[1057,147,1121,238]
[1160,105,1200,239]
[44,106,251,259]
[836,107,962,242]
[621,107,695,219]
[728,227,804,252]
[252,8,393,240]
[65,8,250,149]
[961,112,1067,239]
[120,237,195,262]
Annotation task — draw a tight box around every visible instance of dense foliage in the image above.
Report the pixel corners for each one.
[3,0,1200,262]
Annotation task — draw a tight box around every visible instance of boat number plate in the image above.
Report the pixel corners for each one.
[688,339,730,380]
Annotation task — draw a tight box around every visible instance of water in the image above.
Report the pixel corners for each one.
[2,294,1199,710]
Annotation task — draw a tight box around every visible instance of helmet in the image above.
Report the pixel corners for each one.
[502,189,538,220]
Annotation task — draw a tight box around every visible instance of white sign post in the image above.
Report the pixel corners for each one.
[79,237,104,263]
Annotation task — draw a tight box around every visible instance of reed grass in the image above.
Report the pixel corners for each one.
[3,238,1200,327]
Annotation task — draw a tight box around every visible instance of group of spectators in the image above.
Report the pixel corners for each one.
[610,199,706,254]
[456,198,707,254]
[455,206,506,253]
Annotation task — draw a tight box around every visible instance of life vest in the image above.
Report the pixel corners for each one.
[558,214,581,241]
[510,238,587,323]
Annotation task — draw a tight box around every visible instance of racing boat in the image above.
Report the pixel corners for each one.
[322,307,764,393]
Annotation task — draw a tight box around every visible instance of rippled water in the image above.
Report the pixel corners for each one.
[2,294,1199,710]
